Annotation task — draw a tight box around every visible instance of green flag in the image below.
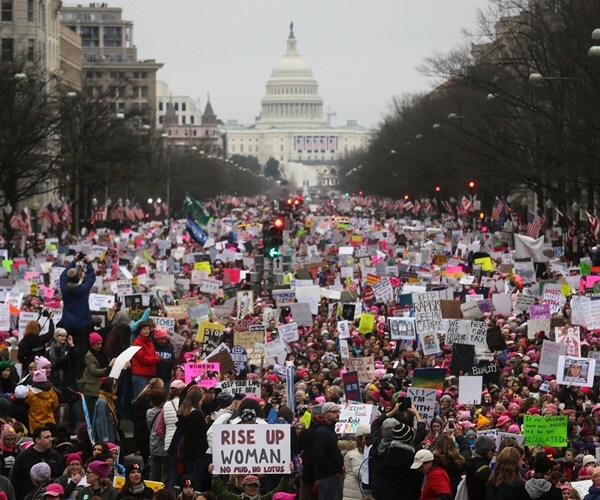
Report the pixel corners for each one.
[184,193,210,226]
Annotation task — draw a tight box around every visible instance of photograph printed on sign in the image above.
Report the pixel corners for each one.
[419,331,441,356]
[388,316,416,340]
[557,356,595,388]
[237,290,254,319]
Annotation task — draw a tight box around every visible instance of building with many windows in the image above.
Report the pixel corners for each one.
[222,23,370,192]
[59,3,162,123]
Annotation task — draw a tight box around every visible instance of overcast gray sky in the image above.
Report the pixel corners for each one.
[105,0,490,128]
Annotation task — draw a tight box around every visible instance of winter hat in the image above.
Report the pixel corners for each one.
[0,424,15,441]
[507,424,521,434]
[34,356,51,370]
[66,268,79,283]
[216,392,234,408]
[474,436,496,456]
[273,494,296,500]
[477,414,491,429]
[14,385,28,399]
[533,455,554,474]
[355,423,371,438]
[393,423,415,444]
[181,475,195,489]
[65,451,83,465]
[44,483,64,497]
[381,418,400,440]
[89,332,103,345]
[496,415,512,428]
[583,455,597,467]
[240,409,257,423]
[30,462,51,482]
[153,328,169,340]
[53,327,68,340]
[127,462,142,475]
[87,460,111,478]
[321,402,338,414]
[32,369,47,383]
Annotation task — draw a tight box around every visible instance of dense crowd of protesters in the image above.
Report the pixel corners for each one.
[0,194,596,500]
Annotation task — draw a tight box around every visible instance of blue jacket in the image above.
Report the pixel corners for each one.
[584,486,600,500]
[92,395,120,444]
[60,261,96,329]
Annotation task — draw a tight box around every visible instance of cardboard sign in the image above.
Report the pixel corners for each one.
[277,322,299,343]
[213,424,290,474]
[523,415,567,447]
[538,340,567,376]
[149,316,176,333]
[206,347,236,375]
[335,404,374,434]
[388,317,416,340]
[184,362,220,387]
[220,380,261,397]
[196,321,226,354]
[89,293,116,311]
[413,292,443,333]
[109,346,141,379]
[514,294,536,313]
[344,356,375,384]
[406,387,436,424]
[234,331,265,350]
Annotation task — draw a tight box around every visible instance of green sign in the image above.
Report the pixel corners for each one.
[523,415,567,447]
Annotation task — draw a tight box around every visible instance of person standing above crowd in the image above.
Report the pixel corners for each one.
[131,321,160,398]
[92,377,121,445]
[153,328,176,389]
[59,252,96,369]
[79,332,114,415]
[18,316,55,369]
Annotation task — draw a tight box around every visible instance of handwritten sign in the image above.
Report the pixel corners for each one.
[220,380,261,397]
[412,292,442,333]
[344,356,375,384]
[184,362,220,387]
[277,322,299,343]
[213,424,290,475]
[406,387,436,424]
[334,404,374,434]
[523,415,567,447]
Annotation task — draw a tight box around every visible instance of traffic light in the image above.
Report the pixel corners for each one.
[264,217,284,258]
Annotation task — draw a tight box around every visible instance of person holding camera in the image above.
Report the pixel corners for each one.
[59,252,96,373]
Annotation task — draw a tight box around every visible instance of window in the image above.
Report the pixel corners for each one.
[182,103,186,112]
[190,116,194,124]
[27,39,34,62]
[158,116,163,124]
[182,116,186,125]
[27,0,33,21]
[1,0,11,21]
[158,102,163,112]
[174,103,178,111]
[132,71,139,79]
[1,38,13,61]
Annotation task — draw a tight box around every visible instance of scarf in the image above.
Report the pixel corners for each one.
[99,390,119,428]
[89,346,109,369]
[129,482,145,494]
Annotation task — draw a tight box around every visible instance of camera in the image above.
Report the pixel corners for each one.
[77,252,86,261]
[41,310,50,318]
[448,418,455,429]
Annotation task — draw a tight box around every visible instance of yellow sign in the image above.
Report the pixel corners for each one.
[474,257,494,272]
[358,313,375,334]
[196,320,226,343]
[29,283,38,296]
[113,476,164,492]
[194,261,211,274]
[300,410,312,428]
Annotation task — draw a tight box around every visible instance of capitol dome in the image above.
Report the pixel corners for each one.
[256,23,327,129]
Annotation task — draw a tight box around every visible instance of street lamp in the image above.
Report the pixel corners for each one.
[529,72,579,83]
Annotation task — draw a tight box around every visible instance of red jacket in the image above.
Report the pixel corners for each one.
[131,335,160,377]
[421,466,451,500]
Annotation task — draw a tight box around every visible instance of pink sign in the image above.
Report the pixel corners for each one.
[184,362,220,387]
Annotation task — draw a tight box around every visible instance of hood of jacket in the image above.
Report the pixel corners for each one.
[338,439,357,454]
[524,478,552,499]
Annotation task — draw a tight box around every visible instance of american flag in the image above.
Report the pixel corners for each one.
[403,200,414,211]
[412,200,421,216]
[492,197,506,222]
[153,202,162,217]
[461,196,474,214]
[91,204,107,222]
[133,203,145,220]
[9,208,31,233]
[526,211,542,238]
[423,199,433,215]
[124,203,136,222]
[442,200,454,216]
[587,211,600,237]
[59,201,72,225]
[162,202,169,217]
[109,200,123,222]
[38,203,60,226]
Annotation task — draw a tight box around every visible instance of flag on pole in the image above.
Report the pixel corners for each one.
[38,203,60,226]
[184,193,210,226]
[91,204,107,223]
[492,197,507,223]
[109,200,124,222]
[124,202,135,222]
[526,211,542,238]
[9,208,31,233]
[587,211,600,237]
[133,203,145,220]
[59,201,72,225]
[186,217,208,246]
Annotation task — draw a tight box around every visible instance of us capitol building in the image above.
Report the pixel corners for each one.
[222,23,370,193]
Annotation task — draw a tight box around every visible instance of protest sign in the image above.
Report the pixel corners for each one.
[278,322,299,343]
[486,326,507,351]
[529,304,551,320]
[523,415,567,447]
[230,345,248,375]
[213,424,290,475]
[358,313,375,334]
[460,301,483,319]
[557,356,595,388]
[555,326,581,357]
[0,304,9,331]
[335,404,374,434]
[444,319,467,345]
[184,362,220,387]
[199,277,222,294]
[527,319,551,340]
[413,292,443,333]
[496,432,525,450]
[458,376,482,405]
[570,481,593,500]
[388,317,416,340]
[345,357,375,384]
[583,299,600,330]
[206,348,235,375]
[89,293,115,311]
[472,361,500,385]
[539,340,567,376]
[262,338,288,363]
[109,346,141,379]
[467,321,488,350]
[570,295,589,326]
[411,368,446,390]
[407,387,436,424]
[234,331,265,350]
[288,303,313,327]
[342,371,362,403]
[149,316,176,333]
[196,321,225,355]
[587,351,600,377]
[339,339,350,359]
[337,320,350,339]
[541,284,566,314]
[220,380,261,397]
[419,331,441,356]
[514,294,536,313]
